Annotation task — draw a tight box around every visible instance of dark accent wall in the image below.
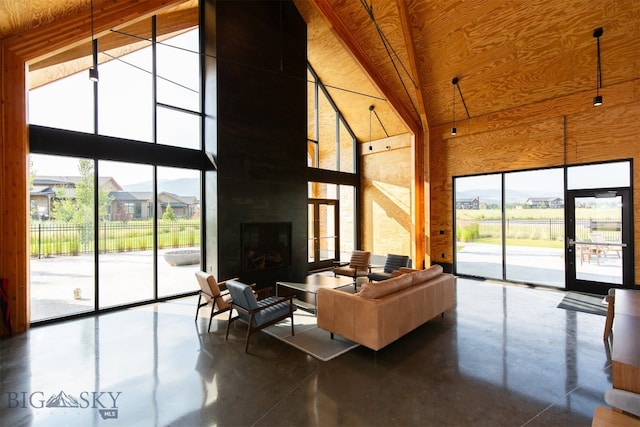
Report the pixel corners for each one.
[204,0,308,286]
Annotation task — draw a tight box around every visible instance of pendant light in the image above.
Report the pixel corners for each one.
[451,77,458,135]
[89,0,99,82]
[593,27,603,106]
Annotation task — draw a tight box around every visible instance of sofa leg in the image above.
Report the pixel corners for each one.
[330,332,334,340]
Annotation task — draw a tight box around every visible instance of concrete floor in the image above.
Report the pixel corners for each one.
[0,277,612,426]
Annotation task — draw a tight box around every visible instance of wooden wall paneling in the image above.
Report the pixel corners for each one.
[429,80,640,282]
[0,0,189,333]
[361,134,413,260]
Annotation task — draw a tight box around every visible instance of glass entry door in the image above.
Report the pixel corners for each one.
[308,199,339,271]
[566,188,633,294]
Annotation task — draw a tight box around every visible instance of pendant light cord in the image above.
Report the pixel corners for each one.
[368,105,373,150]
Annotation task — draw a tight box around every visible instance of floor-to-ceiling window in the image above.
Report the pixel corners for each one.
[505,168,565,287]
[454,162,633,291]
[307,64,359,266]
[28,17,203,322]
[455,169,565,287]
[455,174,503,280]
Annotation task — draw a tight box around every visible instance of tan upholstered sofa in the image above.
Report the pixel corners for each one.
[316,265,455,351]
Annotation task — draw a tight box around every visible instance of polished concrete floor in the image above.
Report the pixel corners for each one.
[0,278,612,426]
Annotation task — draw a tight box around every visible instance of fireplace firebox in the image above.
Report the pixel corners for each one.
[241,222,292,273]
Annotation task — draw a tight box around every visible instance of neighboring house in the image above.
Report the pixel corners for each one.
[108,191,197,221]
[158,192,199,219]
[525,197,564,209]
[30,176,199,221]
[456,197,479,210]
[30,176,122,220]
[108,191,153,221]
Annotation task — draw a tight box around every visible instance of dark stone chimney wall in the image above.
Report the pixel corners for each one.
[203,0,308,285]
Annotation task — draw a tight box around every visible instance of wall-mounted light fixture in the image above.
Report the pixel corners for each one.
[89,0,99,82]
[368,105,374,150]
[451,77,458,135]
[593,27,603,106]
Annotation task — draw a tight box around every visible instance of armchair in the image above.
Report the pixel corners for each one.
[367,254,412,282]
[333,250,371,290]
[195,272,236,332]
[225,280,296,352]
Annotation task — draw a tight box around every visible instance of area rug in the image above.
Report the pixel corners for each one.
[557,292,607,316]
[263,311,359,361]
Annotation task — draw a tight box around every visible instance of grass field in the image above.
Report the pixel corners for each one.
[456,208,621,245]
[456,207,620,221]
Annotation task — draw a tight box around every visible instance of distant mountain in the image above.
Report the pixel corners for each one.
[123,178,199,198]
[456,188,563,206]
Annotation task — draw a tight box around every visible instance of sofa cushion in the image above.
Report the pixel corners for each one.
[409,264,443,286]
[359,273,414,299]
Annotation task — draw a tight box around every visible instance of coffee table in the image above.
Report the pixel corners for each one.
[276,275,355,315]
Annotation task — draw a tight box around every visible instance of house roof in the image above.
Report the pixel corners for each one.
[33,176,119,189]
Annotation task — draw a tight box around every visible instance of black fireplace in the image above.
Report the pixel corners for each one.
[241,222,292,273]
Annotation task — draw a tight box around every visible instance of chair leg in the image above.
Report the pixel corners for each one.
[244,313,256,352]
[207,310,214,333]
[290,313,295,337]
[225,309,233,340]
[604,295,615,340]
[244,326,252,353]
[195,293,202,321]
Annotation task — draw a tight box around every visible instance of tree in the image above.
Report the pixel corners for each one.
[162,203,176,221]
[51,160,113,224]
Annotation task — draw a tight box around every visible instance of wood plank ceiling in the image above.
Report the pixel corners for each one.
[2,0,639,143]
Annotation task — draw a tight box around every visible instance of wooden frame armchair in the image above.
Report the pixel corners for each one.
[333,250,371,290]
[195,272,271,332]
[225,280,296,352]
[367,254,412,282]
[195,271,237,332]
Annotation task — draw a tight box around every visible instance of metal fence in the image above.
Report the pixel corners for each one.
[30,221,201,258]
[459,218,621,243]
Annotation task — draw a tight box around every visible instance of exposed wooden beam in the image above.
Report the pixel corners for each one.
[6,0,189,64]
[30,7,198,72]
[309,0,421,134]
[395,0,428,267]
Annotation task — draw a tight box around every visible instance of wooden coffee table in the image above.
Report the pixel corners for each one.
[276,275,354,315]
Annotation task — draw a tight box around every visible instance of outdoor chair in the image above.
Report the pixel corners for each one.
[367,254,412,282]
[225,280,296,352]
[333,250,371,291]
[589,232,621,258]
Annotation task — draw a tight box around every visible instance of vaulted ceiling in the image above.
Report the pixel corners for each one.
[2,0,638,143]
